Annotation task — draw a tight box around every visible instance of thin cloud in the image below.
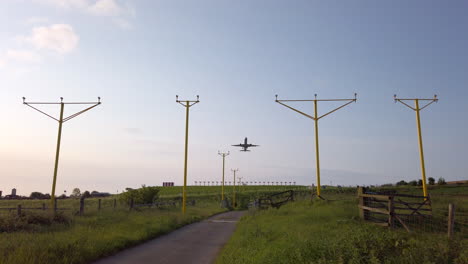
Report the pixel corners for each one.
[124,127,143,135]
[27,24,79,54]
[0,49,42,69]
[1,24,77,70]
[34,0,134,28]
[87,0,124,16]
[25,17,50,25]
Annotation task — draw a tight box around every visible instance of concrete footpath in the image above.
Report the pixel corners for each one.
[93,210,246,264]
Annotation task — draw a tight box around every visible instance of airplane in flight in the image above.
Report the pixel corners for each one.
[232,137,259,152]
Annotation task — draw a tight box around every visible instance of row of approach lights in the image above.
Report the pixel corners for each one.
[194,181,296,186]
[22,93,438,213]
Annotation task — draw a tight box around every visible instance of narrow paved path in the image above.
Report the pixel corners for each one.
[93,211,246,264]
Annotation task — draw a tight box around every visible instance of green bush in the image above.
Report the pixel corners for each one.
[119,185,160,205]
[438,178,447,185]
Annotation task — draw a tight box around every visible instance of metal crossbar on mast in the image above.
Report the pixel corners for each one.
[231,168,239,207]
[176,95,199,214]
[275,93,357,198]
[218,151,230,201]
[23,97,101,209]
[394,94,438,199]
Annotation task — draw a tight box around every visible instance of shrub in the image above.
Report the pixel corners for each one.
[437,177,447,185]
[119,185,160,205]
[428,177,435,185]
[0,211,71,232]
[396,180,407,186]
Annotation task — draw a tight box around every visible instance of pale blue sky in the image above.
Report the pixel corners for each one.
[1,1,467,195]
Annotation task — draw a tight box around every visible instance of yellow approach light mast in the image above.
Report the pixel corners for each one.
[394,95,438,199]
[231,168,239,207]
[23,97,101,209]
[275,94,357,198]
[176,95,200,214]
[218,151,230,201]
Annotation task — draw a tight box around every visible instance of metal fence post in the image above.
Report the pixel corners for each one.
[17,205,22,216]
[98,199,102,211]
[113,198,117,209]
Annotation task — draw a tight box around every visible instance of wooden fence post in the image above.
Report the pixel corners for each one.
[358,187,365,220]
[448,203,455,239]
[79,197,85,216]
[17,205,22,216]
[42,203,46,211]
[98,199,102,211]
[130,198,134,210]
[113,199,117,209]
[388,196,394,228]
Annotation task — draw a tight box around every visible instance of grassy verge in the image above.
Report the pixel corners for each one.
[0,201,225,264]
[217,198,467,264]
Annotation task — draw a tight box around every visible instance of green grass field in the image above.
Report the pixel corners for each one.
[1,185,466,264]
[0,200,225,264]
[217,185,468,264]
[0,185,309,264]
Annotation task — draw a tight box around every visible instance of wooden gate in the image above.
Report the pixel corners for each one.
[358,187,432,232]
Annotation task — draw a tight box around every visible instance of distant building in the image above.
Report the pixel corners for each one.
[163,182,174,187]
[0,190,2,198]
[11,188,16,196]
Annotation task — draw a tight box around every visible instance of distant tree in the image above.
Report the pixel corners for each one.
[428,177,435,185]
[417,179,423,186]
[396,180,408,186]
[437,177,447,185]
[409,180,418,186]
[71,188,81,197]
[82,191,91,198]
[30,192,46,199]
[58,194,67,199]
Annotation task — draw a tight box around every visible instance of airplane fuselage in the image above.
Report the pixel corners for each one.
[232,137,259,152]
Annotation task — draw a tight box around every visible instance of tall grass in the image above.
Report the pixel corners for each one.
[217,198,467,264]
[0,201,225,264]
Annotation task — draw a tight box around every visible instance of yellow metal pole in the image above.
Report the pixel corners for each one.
[314,100,321,197]
[182,101,190,214]
[415,99,428,199]
[51,102,64,209]
[222,156,225,201]
[232,170,237,208]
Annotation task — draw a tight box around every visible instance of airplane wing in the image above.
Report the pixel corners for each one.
[232,144,243,147]
[248,144,259,147]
